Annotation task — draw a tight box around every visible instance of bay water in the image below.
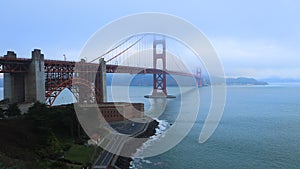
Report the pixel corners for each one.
[126,84,300,169]
[1,83,299,168]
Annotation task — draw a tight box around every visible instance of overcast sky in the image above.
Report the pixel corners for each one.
[1,0,299,79]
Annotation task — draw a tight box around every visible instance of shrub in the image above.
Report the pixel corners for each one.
[6,103,21,117]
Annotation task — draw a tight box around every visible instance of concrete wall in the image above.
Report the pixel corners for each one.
[98,102,144,122]
[13,74,25,102]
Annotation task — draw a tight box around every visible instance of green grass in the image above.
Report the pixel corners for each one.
[64,144,94,164]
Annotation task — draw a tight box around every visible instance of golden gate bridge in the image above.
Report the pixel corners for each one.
[0,34,203,107]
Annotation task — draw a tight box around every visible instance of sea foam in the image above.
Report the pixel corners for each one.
[130,119,170,169]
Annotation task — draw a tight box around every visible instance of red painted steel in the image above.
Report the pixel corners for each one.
[152,37,167,95]
[0,56,199,107]
[0,35,202,107]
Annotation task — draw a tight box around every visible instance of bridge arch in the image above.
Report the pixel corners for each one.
[45,78,97,107]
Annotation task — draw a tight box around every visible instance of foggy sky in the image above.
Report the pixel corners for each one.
[1,0,299,79]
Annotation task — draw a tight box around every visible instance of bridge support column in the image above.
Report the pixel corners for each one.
[4,51,25,103]
[95,58,107,103]
[25,49,45,103]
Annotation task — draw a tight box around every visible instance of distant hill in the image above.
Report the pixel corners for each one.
[226,77,268,85]
[108,75,269,86]
[0,76,269,88]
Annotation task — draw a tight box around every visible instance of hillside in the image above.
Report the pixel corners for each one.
[226,77,268,85]
[0,76,269,88]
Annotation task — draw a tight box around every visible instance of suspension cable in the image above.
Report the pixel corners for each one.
[89,35,135,63]
[106,35,145,63]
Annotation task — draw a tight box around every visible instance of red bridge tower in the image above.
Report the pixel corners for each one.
[145,36,175,98]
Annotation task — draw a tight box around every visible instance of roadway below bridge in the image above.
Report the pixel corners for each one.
[92,118,158,169]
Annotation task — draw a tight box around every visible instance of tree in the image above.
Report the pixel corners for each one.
[26,102,51,137]
[0,107,4,118]
[47,132,63,158]
[27,102,49,116]
[6,103,21,117]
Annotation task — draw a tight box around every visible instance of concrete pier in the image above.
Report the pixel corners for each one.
[4,51,25,103]
[96,58,107,103]
[25,49,45,102]
[4,49,45,103]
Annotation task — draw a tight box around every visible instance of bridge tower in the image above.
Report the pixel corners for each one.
[4,49,45,103]
[152,36,167,96]
[95,58,107,103]
[145,36,175,98]
[26,49,45,102]
[196,68,202,87]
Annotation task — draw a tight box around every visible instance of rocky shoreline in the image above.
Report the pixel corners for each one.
[114,120,159,169]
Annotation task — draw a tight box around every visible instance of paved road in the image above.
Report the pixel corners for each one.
[93,135,124,169]
[93,119,151,169]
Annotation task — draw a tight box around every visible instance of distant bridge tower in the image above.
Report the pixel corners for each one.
[196,68,202,87]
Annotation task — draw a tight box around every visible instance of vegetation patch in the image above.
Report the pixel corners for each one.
[64,144,94,164]
[0,102,100,169]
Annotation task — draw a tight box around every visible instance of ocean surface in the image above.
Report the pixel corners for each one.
[123,84,300,169]
[1,83,299,168]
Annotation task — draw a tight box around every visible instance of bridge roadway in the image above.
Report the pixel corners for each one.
[0,57,199,77]
[93,135,123,169]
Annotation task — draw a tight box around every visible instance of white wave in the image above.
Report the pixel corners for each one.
[130,119,170,169]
